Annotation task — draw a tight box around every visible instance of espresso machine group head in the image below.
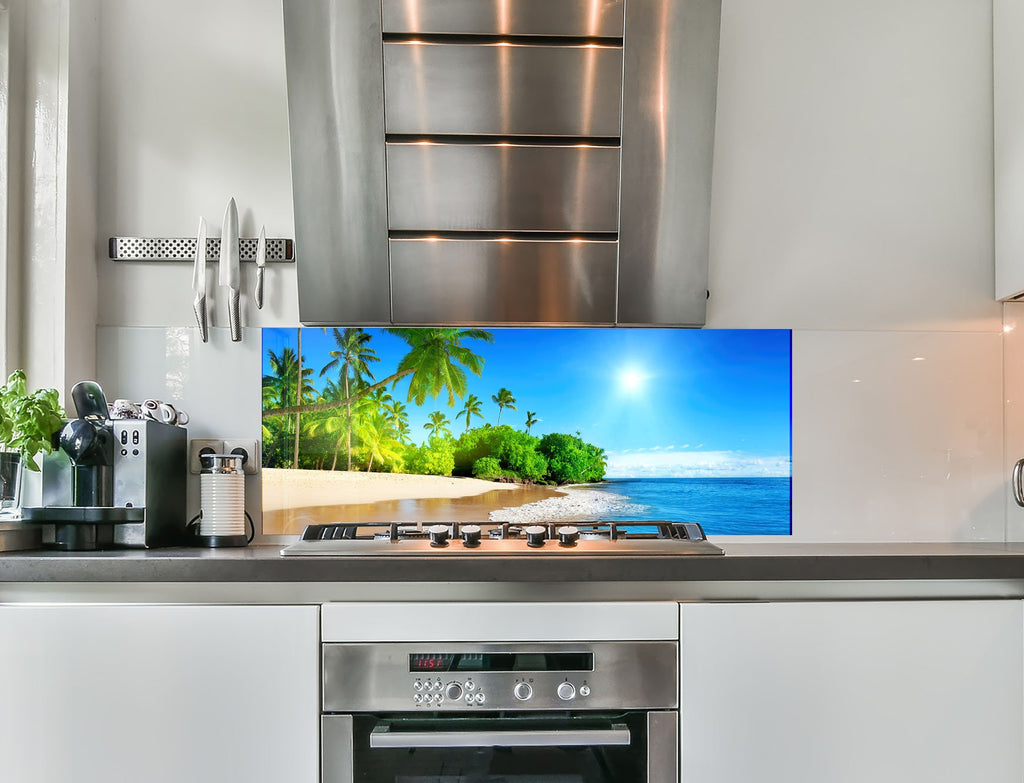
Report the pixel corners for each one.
[23,381,187,550]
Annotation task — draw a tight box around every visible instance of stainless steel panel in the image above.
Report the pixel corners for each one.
[384,42,623,137]
[382,0,624,37]
[390,238,617,324]
[322,714,354,783]
[617,0,722,326]
[386,143,621,232]
[322,641,678,712]
[647,712,679,783]
[283,0,391,325]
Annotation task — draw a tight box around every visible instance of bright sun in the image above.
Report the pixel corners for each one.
[619,368,646,393]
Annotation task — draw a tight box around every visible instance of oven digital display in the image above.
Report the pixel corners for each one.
[409,652,594,673]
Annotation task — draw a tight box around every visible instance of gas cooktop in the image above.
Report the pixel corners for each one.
[280,521,724,556]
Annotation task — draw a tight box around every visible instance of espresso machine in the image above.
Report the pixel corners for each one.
[22,381,187,550]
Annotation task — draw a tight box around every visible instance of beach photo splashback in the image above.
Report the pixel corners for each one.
[261,328,792,536]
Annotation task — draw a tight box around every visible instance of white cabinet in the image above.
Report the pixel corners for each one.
[680,601,1023,783]
[0,604,319,783]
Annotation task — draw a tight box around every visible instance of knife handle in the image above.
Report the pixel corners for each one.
[255,267,265,310]
[229,289,241,342]
[193,295,209,343]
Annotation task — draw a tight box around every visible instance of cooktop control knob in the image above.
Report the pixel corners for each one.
[557,682,576,701]
[445,682,463,701]
[461,524,482,548]
[513,682,533,701]
[557,526,579,546]
[524,525,547,548]
[427,524,450,547]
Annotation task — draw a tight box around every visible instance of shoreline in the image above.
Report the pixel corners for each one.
[262,468,564,535]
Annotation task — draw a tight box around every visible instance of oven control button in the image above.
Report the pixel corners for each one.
[465,680,475,691]
[465,693,474,705]
[427,524,450,547]
[474,692,486,705]
[414,694,423,705]
[434,693,443,704]
[524,525,547,547]
[413,680,423,691]
[513,682,533,701]
[557,682,576,701]
[579,685,591,697]
[445,682,464,701]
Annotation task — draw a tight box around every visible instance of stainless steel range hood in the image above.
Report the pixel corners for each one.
[283,0,721,326]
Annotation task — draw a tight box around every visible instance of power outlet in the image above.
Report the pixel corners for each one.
[223,439,261,475]
[189,439,224,474]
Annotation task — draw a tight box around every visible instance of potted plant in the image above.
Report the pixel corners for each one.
[0,370,65,510]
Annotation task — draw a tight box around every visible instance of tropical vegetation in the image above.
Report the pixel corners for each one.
[261,328,606,485]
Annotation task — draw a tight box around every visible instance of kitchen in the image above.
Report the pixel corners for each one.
[1,0,1023,782]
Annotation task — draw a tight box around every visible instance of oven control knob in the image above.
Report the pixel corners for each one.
[461,524,482,548]
[524,525,547,547]
[556,682,576,701]
[514,682,533,701]
[557,526,579,546]
[427,524,450,547]
[445,682,464,701]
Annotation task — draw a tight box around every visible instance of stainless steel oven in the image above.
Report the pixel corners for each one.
[321,641,678,783]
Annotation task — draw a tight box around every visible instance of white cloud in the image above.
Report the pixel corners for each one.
[605,449,791,478]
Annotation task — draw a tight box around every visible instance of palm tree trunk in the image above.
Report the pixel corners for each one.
[344,371,352,471]
[293,328,302,468]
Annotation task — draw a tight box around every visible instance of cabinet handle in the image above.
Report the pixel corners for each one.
[1013,458,1024,507]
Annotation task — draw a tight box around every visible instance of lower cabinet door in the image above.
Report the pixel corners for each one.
[680,600,1023,783]
[0,604,319,783]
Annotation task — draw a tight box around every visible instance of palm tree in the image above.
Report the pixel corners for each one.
[525,410,539,434]
[458,394,484,432]
[424,411,452,441]
[383,399,411,444]
[263,346,313,468]
[263,328,494,418]
[492,387,517,425]
[319,328,379,470]
[357,412,403,473]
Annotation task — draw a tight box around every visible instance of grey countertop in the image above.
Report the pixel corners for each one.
[2,541,1024,584]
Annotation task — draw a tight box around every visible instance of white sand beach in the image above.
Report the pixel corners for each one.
[262,468,563,534]
[262,468,524,511]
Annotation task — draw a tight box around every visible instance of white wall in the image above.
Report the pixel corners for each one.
[90,0,1004,541]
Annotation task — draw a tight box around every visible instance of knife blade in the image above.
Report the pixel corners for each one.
[192,217,209,342]
[254,224,266,310]
[219,197,241,342]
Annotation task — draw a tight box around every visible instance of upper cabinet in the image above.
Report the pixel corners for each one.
[283,0,721,327]
[996,0,1024,300]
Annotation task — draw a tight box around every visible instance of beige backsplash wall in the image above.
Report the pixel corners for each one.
[92,0,1006,542]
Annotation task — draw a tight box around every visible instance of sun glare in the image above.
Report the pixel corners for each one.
[619,367,646,393]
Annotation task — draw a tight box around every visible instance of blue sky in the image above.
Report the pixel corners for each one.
[262,328,792,478]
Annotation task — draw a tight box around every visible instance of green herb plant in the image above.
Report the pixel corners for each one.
[0,370,65,471]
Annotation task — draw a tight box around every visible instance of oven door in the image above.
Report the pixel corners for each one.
[323,711,677,783]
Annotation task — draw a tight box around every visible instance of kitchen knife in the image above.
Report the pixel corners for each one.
[254,224,266,310]
[192,217,209,342]
[219,197,241,342]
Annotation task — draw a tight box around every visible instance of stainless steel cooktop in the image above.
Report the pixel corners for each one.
[280,521,724,557]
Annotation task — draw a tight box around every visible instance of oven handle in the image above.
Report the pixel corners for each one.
[369,722,631,749]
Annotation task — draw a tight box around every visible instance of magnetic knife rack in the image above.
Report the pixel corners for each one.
[108,237,295,263]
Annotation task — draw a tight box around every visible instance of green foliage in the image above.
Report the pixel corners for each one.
[472,456,502,479]
[454,425,549,482]
[537,432,607,484]
[0,370,65,471]
[408,438,455,476]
